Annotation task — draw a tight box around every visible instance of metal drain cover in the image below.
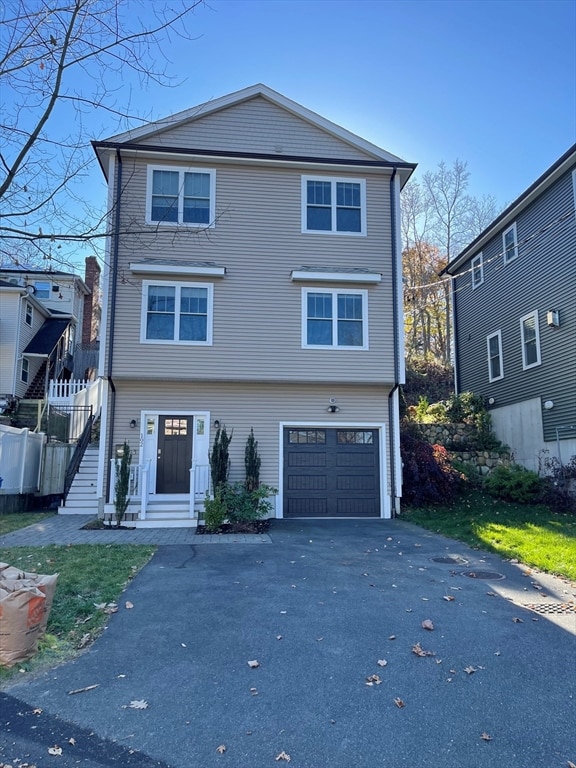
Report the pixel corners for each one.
[460,570,505,580]
[523,602,576,615]
[431,556,469,565]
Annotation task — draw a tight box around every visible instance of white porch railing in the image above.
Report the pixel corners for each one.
[108,460,210,520]
[48,379,90,403]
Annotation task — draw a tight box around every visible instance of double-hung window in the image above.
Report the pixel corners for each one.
[520,310,541,369]
[471,253,484,289]
[25,302,33,326]
[21,358,29,384]
[487,331,503,382]
[141,281,213,345]
[302,288,368,349]
[147,166,215,227]
[302,176,366,235]
[34,281,50,299]
[502,223,518,264]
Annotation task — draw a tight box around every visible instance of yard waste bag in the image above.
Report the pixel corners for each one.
[0,562,59,667]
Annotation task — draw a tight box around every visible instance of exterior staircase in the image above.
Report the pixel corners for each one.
[60,445,99,515]
[103,498,197,528]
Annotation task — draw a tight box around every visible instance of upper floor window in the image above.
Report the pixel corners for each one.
[520,310,541,369]
[302,288,368,349]
[471,253,484,289]
[141,281,213,345]
[21,357,29,383]
[487,330,503,382]
[34,281,50,299]
[25,302,33,326]
[572,170,576,218]
[502,223,518,264]
[302,176,366,235]
[146,166,215,227]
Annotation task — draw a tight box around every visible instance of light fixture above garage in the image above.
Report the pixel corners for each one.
[327,398,340,414]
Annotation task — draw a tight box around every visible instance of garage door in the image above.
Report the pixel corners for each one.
[283,428,380,518]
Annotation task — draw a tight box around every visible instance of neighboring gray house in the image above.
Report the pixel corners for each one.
[444,145,576,471]
[92,83,416,526]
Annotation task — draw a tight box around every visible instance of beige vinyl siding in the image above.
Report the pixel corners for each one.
[138,96,377,161]
[106,379,392,492]
[108,157,395,383]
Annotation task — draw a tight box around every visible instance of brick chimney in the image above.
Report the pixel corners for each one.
[83,256,101,344]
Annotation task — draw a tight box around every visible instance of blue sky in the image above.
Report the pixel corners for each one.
[9,0,576,268]
[128,0,575,206]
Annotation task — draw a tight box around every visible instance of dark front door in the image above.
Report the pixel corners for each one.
[283,428,380,518]
[156,416,193,494]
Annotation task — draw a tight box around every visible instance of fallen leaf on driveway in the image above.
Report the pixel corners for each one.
[412,643,435,657]
[486,591,497,597]
[480,732,492,741]
[247,660,260,668]
[275,751,291,761]
[567,761,576,768]
[464,666,476,675]
[250,687,258,696]
[68,737,76,746]
[421,619,434,631]
[125,601,134,609]
[377,659,388,667]
[365,674,382,686]
[443,595,455,602]
[126,700,149,709]
[32,707,43,715]
[216,745,226,754]
[388,635,396,640]
[512,617,524,623]
[68,684,99,695]
[48,746,63,755]
[393,697,405,708]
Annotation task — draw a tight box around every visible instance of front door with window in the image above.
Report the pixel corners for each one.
[156,416,193,493]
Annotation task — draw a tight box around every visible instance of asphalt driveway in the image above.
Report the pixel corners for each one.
[1,518,575,767]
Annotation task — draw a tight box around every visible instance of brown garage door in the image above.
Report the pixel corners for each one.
[283,428,380,518]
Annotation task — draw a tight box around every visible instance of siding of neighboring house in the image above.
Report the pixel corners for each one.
[108,157,395,383]
[451,156,576,468]
[0,291,20,395]
[138,95,380,161]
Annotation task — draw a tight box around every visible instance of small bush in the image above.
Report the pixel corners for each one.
[483,464,544,504]
[203,487,228,532]
[225,482,277,524]
[401,429,461,506]
[539,454,576,514]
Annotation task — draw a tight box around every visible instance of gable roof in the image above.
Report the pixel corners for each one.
[23,318,71,356]
[444,143,576,275]
[93,84,416,184]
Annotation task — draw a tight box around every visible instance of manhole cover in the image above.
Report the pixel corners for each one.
[460,570,505,580]
[523,602,576,615]
[430,556,469,565]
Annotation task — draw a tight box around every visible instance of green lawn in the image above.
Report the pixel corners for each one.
[402,490,576,581]
[0,543,155,683]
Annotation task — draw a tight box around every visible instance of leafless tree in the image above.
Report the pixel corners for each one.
[0,0,204,267]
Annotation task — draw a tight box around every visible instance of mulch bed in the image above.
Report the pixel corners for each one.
[196,519,271,535]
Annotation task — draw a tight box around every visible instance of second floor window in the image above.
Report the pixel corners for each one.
[302,176,366,235]
[141,281,213,345]
[471,253,484,288]
[147,166,215,227]
[34,281,50,299]
[302,288,367,349]
[21,357,29,383]
[520,311,541,369]
[25,302,33,326]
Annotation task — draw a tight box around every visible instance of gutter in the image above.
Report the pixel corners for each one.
[105,149,122,500]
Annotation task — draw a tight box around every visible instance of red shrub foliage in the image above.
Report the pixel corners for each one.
[400,429,461,506]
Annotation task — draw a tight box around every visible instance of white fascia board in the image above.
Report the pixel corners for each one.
[130,263,225,277]
[291,270,381,283]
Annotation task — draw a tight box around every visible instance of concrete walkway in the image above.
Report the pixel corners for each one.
[1,517,575,768]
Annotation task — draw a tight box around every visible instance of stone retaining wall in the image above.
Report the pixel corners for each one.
[416,422,511,477]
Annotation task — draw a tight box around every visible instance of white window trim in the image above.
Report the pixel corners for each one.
[140,280,214,346]
[301,287,369,350]
[471,253,484,289]
[130,262,225,277]
[291,270,381,283]
[520,310,541,370]
[145,165,216,228]
[487,330,504,382]
[25,302,33,326]
[301,175,367,236]
[502,222,518,264]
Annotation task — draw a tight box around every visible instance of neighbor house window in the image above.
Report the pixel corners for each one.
[503,223,518,264]
[302,288,368,349]
[471,253,484,289]
[146,166,215,227]
[487,331,503,382]
[21,358,29,383]
[25,302,33,326]
[302,176,366,235]
[34,281,50,299]
[141,281,213,345]
[520,310,541,369]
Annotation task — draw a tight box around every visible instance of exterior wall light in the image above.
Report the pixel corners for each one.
[543,400,554,410]
[129,419,137,429]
